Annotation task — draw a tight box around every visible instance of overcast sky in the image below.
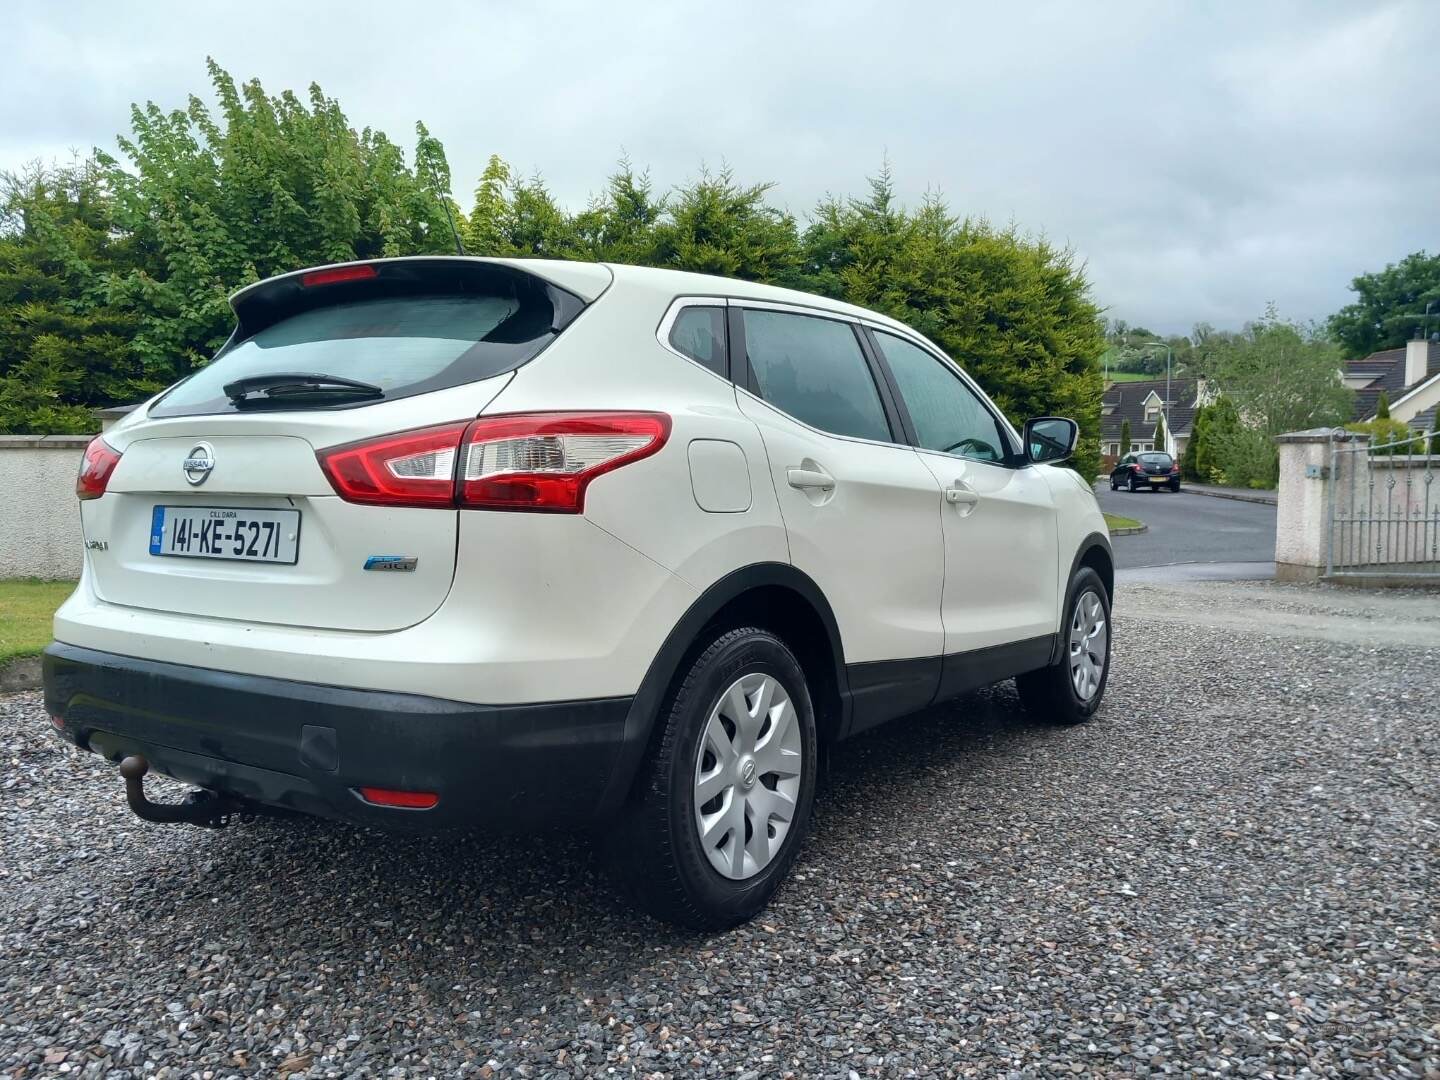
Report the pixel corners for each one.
[4,1,1436,335]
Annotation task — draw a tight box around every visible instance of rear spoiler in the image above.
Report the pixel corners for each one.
[227,258,590,343]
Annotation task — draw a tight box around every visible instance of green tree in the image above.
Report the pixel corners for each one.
[1119,418,1132,457]
[0,160,144,433]
[1211,306,1350,436]
[102,58,458,385]
[1375,391,1390,419]
[1180,404,1206,480]
[1327,251,1440,358]
[1153,412,1166,453]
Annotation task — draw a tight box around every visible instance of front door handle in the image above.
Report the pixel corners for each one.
[945,482,980,512]
[787,466,835,491]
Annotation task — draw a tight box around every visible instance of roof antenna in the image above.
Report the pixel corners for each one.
[439,195,465,257]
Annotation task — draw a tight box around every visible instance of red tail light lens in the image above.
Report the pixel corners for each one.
[301,264,378,288]
[317,412,671,512]
[76,436,121,500]
[457,412,671,513]
[317,422,468,508]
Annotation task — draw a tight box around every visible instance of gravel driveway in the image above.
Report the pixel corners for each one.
[2,581,1436,1078]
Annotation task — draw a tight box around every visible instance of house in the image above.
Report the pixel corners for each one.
[1099,377,1200,463]
[1345,337,1440,433]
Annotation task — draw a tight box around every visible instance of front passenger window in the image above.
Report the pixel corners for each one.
[872,331,1010,463]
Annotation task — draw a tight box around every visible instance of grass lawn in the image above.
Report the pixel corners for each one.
[1103,371,1157,383]
[1104,512,1143,532]
[0,580,74,664]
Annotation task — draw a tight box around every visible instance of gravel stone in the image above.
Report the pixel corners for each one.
[1,579,1435,1077]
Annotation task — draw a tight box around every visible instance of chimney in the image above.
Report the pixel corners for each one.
[1405,336,1428,388]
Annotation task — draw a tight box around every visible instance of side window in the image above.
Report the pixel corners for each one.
[668,305,727,376]
[741,309,892,443]
[872,331,1010,464]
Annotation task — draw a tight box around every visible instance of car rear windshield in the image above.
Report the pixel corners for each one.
[1139,453,1173,465]
[150,290,562,417]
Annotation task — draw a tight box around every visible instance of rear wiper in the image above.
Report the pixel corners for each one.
[224,372,384,405]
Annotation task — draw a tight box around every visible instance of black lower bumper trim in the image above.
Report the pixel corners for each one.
[43,642,633,830]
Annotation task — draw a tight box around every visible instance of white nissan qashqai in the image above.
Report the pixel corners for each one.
[45,257,1112,929]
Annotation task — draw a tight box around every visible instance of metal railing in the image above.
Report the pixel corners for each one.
[1327,429,1439,578]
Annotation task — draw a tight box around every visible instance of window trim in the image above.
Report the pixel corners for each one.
[860,323,1026,469]
[728,300,906,449]
[655,296,736,383]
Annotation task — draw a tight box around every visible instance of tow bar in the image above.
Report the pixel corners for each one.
[118,755,258,828]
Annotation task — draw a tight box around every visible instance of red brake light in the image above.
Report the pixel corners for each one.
[457,412,671,513]
[357,787,438,809]
[1171,463,1180,473]
[317,422,468,508]
[76,436,121,500]
[301,264,378,288]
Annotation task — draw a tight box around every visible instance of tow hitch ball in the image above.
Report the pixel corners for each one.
[118,755,251,828]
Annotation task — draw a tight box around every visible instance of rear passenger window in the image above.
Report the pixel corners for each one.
[741,310,891,443]
[668,306,727,376]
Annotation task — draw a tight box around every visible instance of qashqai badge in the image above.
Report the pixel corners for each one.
[182,442,215,486]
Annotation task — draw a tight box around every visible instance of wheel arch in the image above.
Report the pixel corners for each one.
[1072,531,1115,602]
[595,562,848,816]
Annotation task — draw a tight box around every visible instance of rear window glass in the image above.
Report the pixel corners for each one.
[1139,452,1173,465]
[150,293,557,417]
[668,306,727,376]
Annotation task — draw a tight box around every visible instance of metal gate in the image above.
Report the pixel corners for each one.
[1327,428,1439,579]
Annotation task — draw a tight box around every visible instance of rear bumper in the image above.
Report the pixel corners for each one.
[43,642,634,830]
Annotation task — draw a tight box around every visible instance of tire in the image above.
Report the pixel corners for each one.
[1015,566,1111,725]
[1170,480,1181,493]
[1128,475,1140,492]
[1109,478,1119,491]
[603,627,818,931]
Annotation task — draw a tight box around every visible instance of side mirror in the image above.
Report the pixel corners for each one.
[1023,417,1079,464]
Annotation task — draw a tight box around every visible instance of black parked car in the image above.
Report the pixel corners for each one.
[1110,451,1181,492]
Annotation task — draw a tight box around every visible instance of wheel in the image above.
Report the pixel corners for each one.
[1169,480,1181,492]
[1109,477,1119,491]
[1128,475,1139,492]
[603,627,817,930]
[1016,566,1111,724]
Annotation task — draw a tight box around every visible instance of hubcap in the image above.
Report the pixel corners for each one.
[1068,588,1108,701]
[693,672,803,880]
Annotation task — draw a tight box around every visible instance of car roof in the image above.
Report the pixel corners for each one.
[591,261,916,333]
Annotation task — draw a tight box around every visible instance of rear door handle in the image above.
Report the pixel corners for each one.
[787,466,835,491]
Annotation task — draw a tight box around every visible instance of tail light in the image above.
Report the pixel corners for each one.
[458,412,670,512]
[317,422,468,508]
[317,412,670,513]
[76,436,121,500]
[1170,463,1180,474]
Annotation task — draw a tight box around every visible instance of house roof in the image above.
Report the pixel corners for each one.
[1346,342,1440,420]
[1100,377,1198,443]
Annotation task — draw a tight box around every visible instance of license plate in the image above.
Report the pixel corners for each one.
[149,506,300,564]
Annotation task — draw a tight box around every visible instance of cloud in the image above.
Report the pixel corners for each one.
[2,0,1436,335]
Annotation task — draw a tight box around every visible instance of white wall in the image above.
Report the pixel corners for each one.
[0,436,89,580]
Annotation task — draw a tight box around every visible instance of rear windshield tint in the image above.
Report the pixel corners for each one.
[1139,452,1173,465]
[151,291,562,417]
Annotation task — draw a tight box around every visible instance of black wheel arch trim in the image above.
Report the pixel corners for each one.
[595,562,849,818]
[1054,532,1114,665]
